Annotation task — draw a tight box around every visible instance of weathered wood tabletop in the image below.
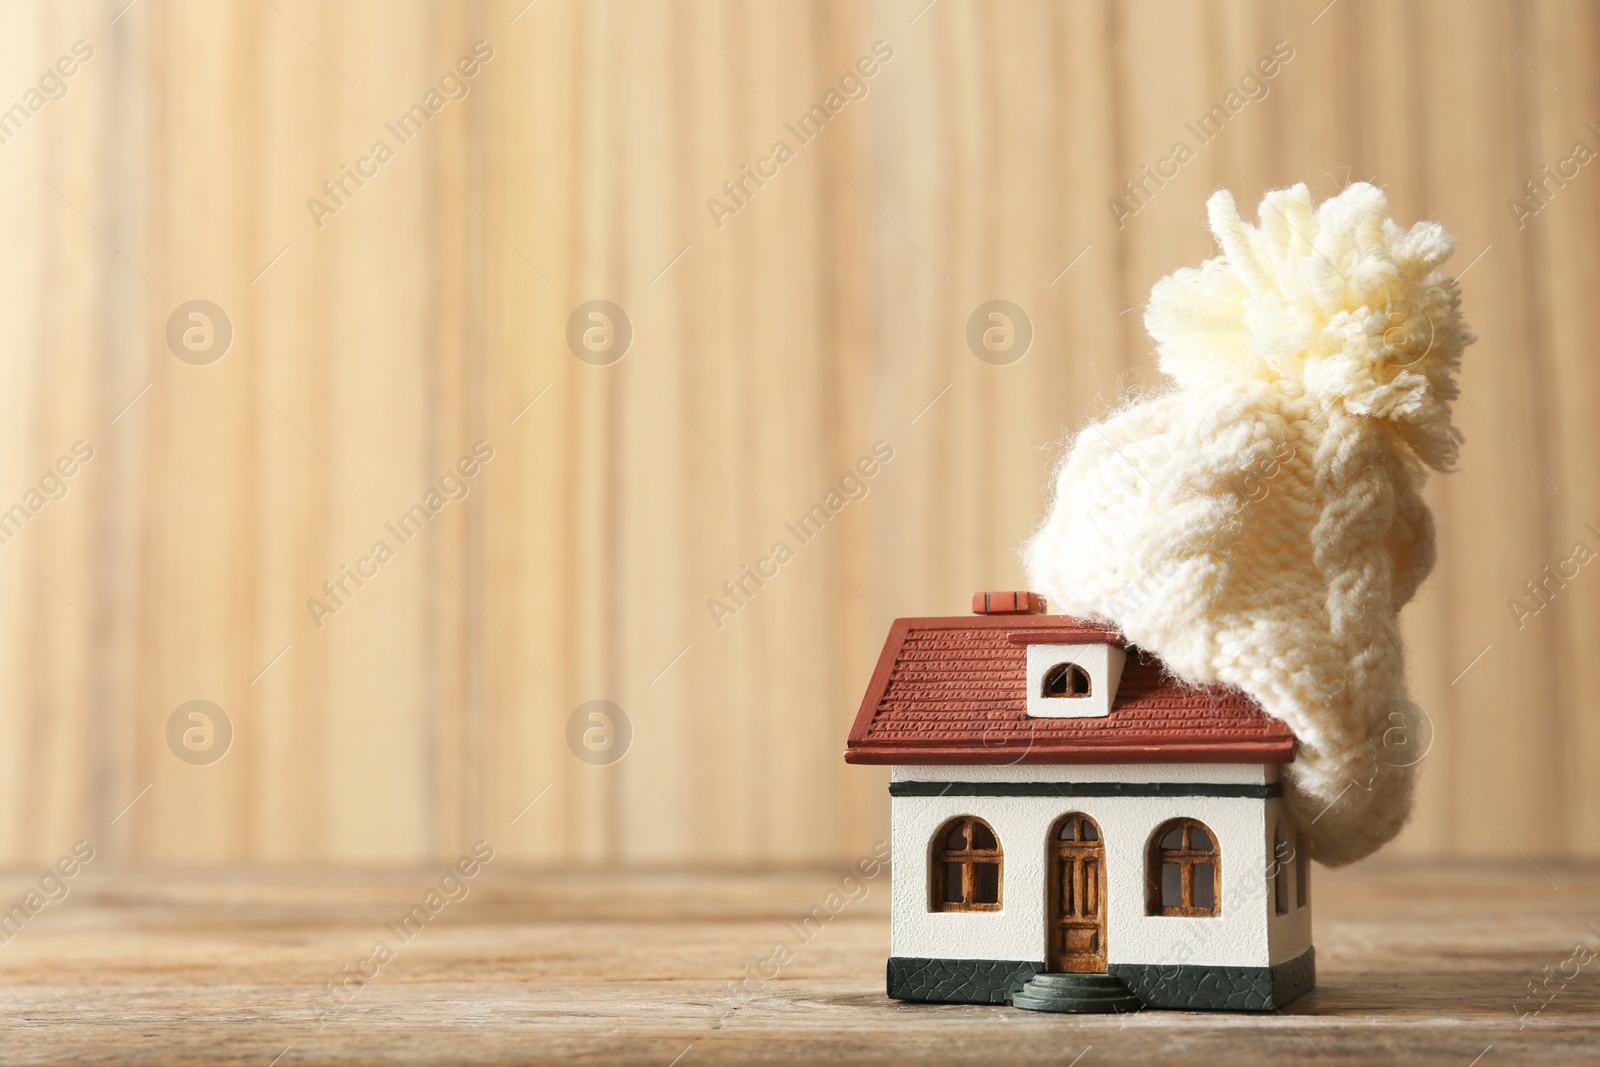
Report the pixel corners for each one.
[0,861,1594,1066]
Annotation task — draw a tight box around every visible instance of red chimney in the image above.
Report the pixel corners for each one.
[971,591,1048,615]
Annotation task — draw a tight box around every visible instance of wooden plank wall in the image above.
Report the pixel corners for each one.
[0,0,1593,869]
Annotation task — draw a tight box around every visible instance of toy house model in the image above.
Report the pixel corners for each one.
[844,592,1314,1013]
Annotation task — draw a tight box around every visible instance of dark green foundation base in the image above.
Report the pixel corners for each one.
[887,948,1315,1011]
[885,957,1041,1004]
[1110,948,1315,1010]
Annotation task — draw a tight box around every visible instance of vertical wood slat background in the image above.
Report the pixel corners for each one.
[0,0,1593,868]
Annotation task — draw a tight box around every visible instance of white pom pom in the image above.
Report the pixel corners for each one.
[1144,183,1472,470]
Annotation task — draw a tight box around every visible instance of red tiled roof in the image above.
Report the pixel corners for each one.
[844,615,1295,765]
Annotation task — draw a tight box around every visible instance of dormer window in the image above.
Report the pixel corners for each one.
[1024,642,1124,718]
[1042,663,1091,699]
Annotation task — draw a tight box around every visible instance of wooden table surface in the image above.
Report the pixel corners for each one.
[0,861,1596,1066]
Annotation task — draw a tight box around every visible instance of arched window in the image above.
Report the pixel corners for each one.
[1148,818,1220,917]
[931,816,1002,912]
[1273,819,1290,915]
[1042,662,1091,698]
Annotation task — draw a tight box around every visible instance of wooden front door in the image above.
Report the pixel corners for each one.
[1048,813,1107,973]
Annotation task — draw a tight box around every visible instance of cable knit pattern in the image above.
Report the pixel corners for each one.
[1023,183,1472,866]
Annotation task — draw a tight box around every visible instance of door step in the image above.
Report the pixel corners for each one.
[1012,972,1144,1014]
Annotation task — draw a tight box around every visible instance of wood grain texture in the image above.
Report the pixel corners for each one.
[0,0,1595,867]
[0,862,1596,1065]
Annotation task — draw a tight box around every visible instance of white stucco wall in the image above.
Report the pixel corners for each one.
[889,763,1307,969]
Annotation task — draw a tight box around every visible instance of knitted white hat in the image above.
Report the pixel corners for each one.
[1024,182,1472,866]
